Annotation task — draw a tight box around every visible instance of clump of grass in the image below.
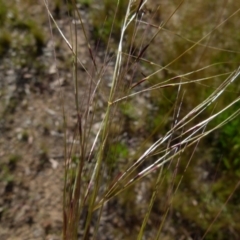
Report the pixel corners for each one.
[0,1,47,86]
[44,0,240,239]
[91,0,129,44]
[8,154,21,171]
[13,19,45,55]
[78,0,92,8]
[0,0,8,26]
[38,145,49,170]
[0,155,19,192]
[0,30,11,56]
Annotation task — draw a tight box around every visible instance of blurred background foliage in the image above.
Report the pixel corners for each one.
[1,0,240,238]
[0,0,45,59]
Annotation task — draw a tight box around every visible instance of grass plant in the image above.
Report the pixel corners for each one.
[44,0,240,239]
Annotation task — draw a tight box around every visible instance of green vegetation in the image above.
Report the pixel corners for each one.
[0,30,11,56]
[0,0,46,61]
[38,144,49,169]
[8,154,21,171]
[91,0,129,45]
[0,154,21,188]
[106,142,129,169]
[212,102,240,175]
[78,0,93,8]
